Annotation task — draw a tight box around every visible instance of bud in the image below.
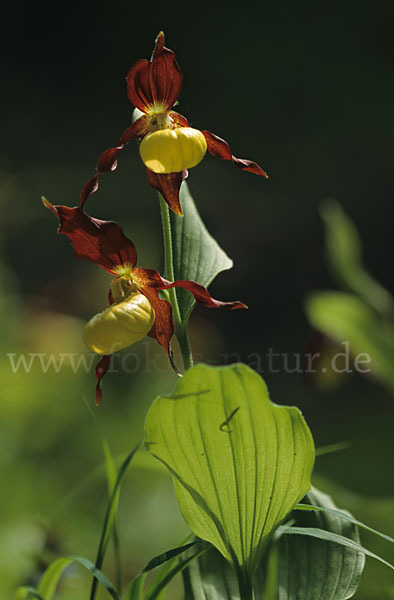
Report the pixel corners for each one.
[140,127,207,174]
[83,292,155,355]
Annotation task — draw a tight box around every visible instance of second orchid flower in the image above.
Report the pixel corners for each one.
[44,198,246,403]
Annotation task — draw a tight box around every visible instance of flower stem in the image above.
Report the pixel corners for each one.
[237,568,254,600]
[159,194,194,371]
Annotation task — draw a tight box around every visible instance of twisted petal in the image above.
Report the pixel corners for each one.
[132,268,246,368]
[201,131,269,177]
[43,199,137,273]
[80,115,149,208]
[169,111,190,128]
[163,279,247,310]
[146,168,188,216]
[134,268,247,310]
[95,354,111,406]
[126,32,182,114]
[136,283,180,374]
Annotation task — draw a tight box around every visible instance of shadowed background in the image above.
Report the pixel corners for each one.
[1,0,393,597]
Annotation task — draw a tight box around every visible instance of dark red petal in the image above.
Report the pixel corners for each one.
[43,199,138,273]
[126,59,152,112]
[80,115,148,208]
[126,32,182,113]
[133,268,247,311]
[136,282,180,374]
[201,131,269,178]
[169,111,190,128]
[95,354,111,406]
[146,169,188,216]
[168,280,247,310]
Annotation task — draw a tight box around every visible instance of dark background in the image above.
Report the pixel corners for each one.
[1,1,393,597]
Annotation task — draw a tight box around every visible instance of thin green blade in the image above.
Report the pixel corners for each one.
[35,555,121,600]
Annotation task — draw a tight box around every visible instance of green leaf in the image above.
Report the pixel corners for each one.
[14,588,44,600]
[144,363,315,577]
[144,545,207,600]
[294,499,394,544]
[123,573,147,600]
[305,291,394,393]
[279,526,394,570]
[90,441,141,600]
[320,199,393,315]
[125,541,207,600]
[141,541,199,573]
[182,488,366,600]
[182,545,240,600]
[170,182,233,322]
[315,442,351,457]
[35,556,121,600]
[274,487,366,599]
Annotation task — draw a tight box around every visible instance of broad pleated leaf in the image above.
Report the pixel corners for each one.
[320,199,393,315]
[305,291,394,393]
[144,363,315,576]
[183,544,240,600]
[183,488,366,600]
[170,182,233,322]
[275,488,365,599]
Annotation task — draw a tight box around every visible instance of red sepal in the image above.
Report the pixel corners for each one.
[95,354,111,406]
[137,283,180,374]
[201,131,268,178]
[163,279,247,310]
[80,115,149,208]
[146,169,188,216]
[134,268,247,310]
[43,200,137,273]
[126,32,182,114]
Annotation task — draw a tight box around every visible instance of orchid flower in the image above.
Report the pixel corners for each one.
[44,198,246,403]
[80,32,268,216]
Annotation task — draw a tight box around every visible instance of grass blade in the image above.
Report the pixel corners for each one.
[294,502,394,544]
[278,525,394,571]
[15,587,45,600]
[90,440,142,600]
[34,555,121,600]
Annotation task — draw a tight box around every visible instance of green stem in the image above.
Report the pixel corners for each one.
[112,522,122,593]
[159,194,194,371]
[238,569,254,600]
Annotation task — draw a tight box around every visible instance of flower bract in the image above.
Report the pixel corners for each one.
[80,32,268,216]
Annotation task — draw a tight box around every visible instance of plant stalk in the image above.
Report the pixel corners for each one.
[159,194,194,371]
